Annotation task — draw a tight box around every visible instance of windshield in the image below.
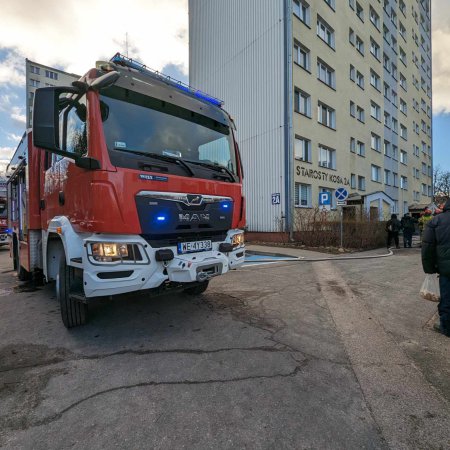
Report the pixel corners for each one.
[100,87,237,175]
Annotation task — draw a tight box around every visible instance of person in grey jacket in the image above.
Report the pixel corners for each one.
[421,199,450,336]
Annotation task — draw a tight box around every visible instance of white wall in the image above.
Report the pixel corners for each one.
[189,0,287,232]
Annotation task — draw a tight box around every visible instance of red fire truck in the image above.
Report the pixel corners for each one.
[7,54,245,328]
[0,179,8,245]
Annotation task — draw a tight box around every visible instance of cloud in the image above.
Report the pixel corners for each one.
[10,106,25,127]
[0,146,15,173]
[6,132,21,143]
[0,50,25,87]
[0,0,188,86]
[433,0,450,114]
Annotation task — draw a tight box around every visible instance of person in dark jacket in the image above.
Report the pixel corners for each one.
[422,198,450,337]
[401,212,415,248]
[386,213,401,249]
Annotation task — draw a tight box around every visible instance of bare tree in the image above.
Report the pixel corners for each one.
[433,166,450,204]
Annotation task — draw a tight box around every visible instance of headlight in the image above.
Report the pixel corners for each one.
[88,243,143,263]
[231,232,245,248]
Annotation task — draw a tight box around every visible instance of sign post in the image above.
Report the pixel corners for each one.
[335,187,349,249]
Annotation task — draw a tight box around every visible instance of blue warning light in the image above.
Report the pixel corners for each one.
[156,216,167,222]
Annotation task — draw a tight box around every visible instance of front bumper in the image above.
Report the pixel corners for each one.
[81,231,245,298]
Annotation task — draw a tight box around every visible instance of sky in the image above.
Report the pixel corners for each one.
[0,0,448,173]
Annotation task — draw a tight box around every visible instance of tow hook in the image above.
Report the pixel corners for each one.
[196,271,210,282]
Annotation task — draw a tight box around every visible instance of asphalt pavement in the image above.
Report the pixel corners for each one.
[0,244,449,449]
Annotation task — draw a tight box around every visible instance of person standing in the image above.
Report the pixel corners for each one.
[386,213,401,249]
[401,212,415,248]
[422,199,450,337]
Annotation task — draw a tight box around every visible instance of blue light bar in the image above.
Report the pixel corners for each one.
[156,216,166,222]
[110,53,223,108]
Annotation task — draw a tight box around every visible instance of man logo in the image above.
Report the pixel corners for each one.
[186,194,203,206]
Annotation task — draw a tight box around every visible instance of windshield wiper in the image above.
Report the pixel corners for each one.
[184,160,236,182]
[113,148,195,177]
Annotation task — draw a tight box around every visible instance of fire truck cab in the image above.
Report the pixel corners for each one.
[7,54,246,328]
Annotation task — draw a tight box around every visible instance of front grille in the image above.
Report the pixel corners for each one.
[142,230,227,248]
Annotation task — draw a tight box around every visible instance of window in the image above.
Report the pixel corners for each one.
[421,183,427,195]
[400,124,407,139]
[413,144,420,157]
[356,2,364,21]
[400,176,408,190]
[350,174,356,189]
[59,94,87,156]
[371,165,381,182]
[350,101,356,117]
[399,22,406,39]
[370,70,381,90]
[370,39,380,59]
[393,172,398,187]
[399,47,407,65]
[391,63,398,80]
[356,71,364,89]
[318,145,336,169]
[317,59,335,88]
[350,137,356,152]
[400,150,407,164]
[356,36,364,55]
[295,183,312,207]
[356,106,365,122]
[294,89,311,117]
[30,79,40,88]
[349,28,355,45]
[392,144,398,160]
[384,83,390,100]
[294,136,311,162]
[30,65,40,75]
[383,54,390,72]
[391,90,398,107]
[349,64,356,81]
[369,7,380,29]
[384,169,391,185]
[324,0,335,10]
[400,73,407,90]
[293,0,310,25]
[294,42,311,71]
[392,117,398,133]
[371,133,381,152]
[317,17,335,48]
[421,162,427,175]
[356,140,365,156]
[358,175,366,191]
[45,70,58,80]
[370,101,381,121]
[318,102,336,129]
[384,112,390,128]
[391,36,397,54]
[384,140,391,156]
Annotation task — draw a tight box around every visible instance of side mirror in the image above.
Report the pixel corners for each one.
[32,86,101,170]
[32,86,79,152]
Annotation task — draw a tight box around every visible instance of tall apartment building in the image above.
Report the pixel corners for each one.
[189,0,432,233]
[25,59,79,128]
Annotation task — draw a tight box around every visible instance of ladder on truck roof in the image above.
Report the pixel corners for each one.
[110,52,224,108]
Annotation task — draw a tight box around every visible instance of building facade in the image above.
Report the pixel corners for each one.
[25,59,79,128]
[189,0,432,233]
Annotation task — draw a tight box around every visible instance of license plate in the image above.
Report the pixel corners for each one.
[178,240,212,254]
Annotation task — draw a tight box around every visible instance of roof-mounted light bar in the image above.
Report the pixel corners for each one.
[109,52,224,108]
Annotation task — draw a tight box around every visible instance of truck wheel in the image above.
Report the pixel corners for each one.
[184,281,209,295]
[56,257,87,328]
[14,241,31,281]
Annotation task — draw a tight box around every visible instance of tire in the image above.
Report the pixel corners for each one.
[184,281,209,295]
[14,239,31,281]
[56,257,88,328]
